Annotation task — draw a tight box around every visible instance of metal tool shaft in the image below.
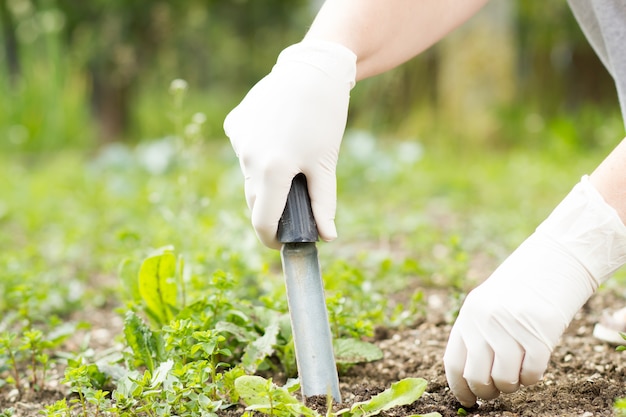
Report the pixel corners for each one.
[277,173,341,402]
[281,242,341,402]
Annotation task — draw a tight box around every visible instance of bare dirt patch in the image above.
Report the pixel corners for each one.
[337,288,626,417]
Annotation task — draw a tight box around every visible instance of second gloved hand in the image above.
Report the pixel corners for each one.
[444,176,626,407]
[224,40,357,249]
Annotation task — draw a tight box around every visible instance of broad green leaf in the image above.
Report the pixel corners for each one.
[337,378,428,417]
[333,338,383,364]
[123,311,165,373]
[241,322,279,373]
[234,375,271,408]
[138,248,178,325]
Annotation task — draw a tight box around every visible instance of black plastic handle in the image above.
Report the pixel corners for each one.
[277,173,319,243]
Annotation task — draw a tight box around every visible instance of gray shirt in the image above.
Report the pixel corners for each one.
[568,0,626,128]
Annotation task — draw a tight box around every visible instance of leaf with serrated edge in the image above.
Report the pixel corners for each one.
[151,359,173,386]
[241,322,279,373]
[123,311,155,373]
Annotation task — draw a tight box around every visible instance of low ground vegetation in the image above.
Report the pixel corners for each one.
[1,118,626,416]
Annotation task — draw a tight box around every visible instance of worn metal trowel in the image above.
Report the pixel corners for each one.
[277,173,342,403]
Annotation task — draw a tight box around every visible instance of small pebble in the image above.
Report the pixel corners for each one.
[586,373,602,382]
[8,388,19,402]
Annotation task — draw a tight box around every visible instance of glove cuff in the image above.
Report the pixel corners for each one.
[276,40,357,89]
[536,175,626,285]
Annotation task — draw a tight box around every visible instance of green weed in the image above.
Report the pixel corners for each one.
[62,358,110,417]
[0,408,15,417]
[87,242,398,415]
[0,322,81,395]
[236,376,440,417]
[616,398,626,417]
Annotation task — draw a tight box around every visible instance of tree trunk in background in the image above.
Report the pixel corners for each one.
[437,0,516,143]
[91,71,131,143]
[0,0,20,84]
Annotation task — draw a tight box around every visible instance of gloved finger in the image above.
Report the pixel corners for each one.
[237,137,264,213]
[305,167,338,242]
[443,328,477,408]
[223,107,241,155]
[241,157,256,211]
[490,334,523,394]
[251,165,298,250]
[520,340,551,386]
[463,339,499,401]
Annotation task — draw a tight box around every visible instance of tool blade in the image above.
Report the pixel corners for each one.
[281,242,341,402]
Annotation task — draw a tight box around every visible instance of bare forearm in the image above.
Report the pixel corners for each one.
[305,0,490,80]
[590,137,626,224]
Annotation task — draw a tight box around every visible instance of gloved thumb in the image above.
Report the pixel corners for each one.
[249,165,299,250]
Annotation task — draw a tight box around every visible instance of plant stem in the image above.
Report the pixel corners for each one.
[179,256,186,309]
[79,390,87,417]
[7,349,21,394]
[31,352,38,389]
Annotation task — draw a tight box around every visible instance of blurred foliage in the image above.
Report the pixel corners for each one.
[350,1,622,148]
[515,2,618,113]
[0,0,309,150]
[0,0,622,152]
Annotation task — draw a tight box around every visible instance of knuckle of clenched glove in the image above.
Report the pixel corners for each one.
[461,288,492,313]
[443,357,465,378]
[240,151,289,177]
[251,221,277,243]
[463,291,512,324]
[257,155,295,182]
[239,151,256,170]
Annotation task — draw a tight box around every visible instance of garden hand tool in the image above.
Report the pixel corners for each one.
[278,173,342,402]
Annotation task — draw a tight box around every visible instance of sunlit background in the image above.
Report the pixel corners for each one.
[2,0,626,308]
[0,0,623,152]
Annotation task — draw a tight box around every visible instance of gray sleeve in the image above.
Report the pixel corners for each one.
[568,0,626,127]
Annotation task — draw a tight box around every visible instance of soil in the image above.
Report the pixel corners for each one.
[2,289,626,417]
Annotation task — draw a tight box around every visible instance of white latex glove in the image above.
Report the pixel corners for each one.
[224,40,357,249]
[444,175,626,407]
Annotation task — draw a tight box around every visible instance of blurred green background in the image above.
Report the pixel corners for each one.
[2,0,626,289]
[1,0,623,152]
